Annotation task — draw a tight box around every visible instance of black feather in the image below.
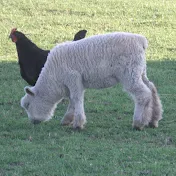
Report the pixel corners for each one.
[11,29,87,86]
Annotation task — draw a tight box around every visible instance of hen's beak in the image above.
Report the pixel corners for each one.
[9,33,17,43]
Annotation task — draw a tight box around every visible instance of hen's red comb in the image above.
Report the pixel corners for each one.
[11,28,17,34]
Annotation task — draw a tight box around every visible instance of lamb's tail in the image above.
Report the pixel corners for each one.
[142,73,163,127]
[143,37,148,50]
[138,35,148,50]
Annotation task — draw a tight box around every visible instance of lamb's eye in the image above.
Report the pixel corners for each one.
[25,102,30,109]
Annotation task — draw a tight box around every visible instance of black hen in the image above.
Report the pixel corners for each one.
[10,28,87,86]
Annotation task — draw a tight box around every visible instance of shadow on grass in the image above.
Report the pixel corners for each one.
[0,58,176,106]
[147,59,176,86]
[0,59,175,84]
[0,58,175,87]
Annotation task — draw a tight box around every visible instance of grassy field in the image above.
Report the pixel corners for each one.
[0,0,176,175]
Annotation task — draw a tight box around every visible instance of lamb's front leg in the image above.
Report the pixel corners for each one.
[61,99,75,126]
[72,93,87,129]
[62,71,86,129]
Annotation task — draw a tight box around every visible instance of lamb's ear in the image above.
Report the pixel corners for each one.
[73,30,87,41]
[24,86,35,96]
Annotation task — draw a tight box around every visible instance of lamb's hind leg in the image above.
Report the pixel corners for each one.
[125,80,153,130]
[142,74,163,128]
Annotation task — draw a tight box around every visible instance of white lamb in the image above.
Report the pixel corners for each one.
[21,32,163,130]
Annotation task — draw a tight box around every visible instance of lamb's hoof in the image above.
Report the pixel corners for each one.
[72,123,84,130]
[61,120,72,126]
[72,115,86,130]
[61,114,74,126]
[132,121,145,131]
[149,121,158,128]
[72,121,86,130]
[73,126,83,132]
[133,125,144,131]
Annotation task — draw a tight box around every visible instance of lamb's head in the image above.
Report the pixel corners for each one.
[21,86,56,124]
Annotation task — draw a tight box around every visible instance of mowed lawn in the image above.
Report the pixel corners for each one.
[0,0,176,175]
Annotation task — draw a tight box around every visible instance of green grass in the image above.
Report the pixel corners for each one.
[0,0,176,175]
